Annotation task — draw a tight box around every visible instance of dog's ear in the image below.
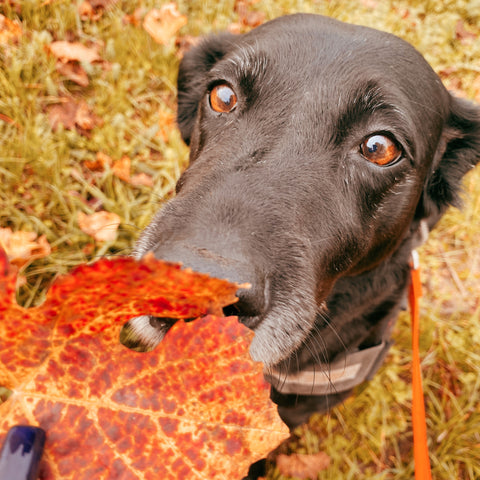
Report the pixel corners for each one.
[417,95,480,225]
[177,33,237,145]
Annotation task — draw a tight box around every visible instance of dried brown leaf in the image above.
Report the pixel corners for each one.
[48,40,101,63]
[130,173,154,187]
[112,156,131,182]
[175,35,201,58]
[235,1,266,28]
[0,228,51,267]
[455,20,477,44]
[47,97,101,136]
[157,109,176,142]
[84,151,113,172]
[0,14,22,45]
[143,3,187,45]
[123,7,149,27]
[74,101,97,130]
[276,452,331,479]
[78,211,121,242]
[55,60,89,87]
[78,0,117,21]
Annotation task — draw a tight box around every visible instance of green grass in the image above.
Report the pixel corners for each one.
[1,1,479,478]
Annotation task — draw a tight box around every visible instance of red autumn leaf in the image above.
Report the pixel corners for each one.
[0,250,288,479]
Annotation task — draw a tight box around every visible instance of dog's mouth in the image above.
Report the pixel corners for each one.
[119,315,179,352]
[119,302,263,354]
[119,292,316,368]
[223,308,263,330]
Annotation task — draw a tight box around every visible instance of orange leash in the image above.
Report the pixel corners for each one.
[409,251,432,480]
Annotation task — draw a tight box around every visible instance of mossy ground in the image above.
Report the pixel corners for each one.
[1,1,479,478]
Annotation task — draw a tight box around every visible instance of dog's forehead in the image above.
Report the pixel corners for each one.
[242,14,410,58]
[223,16,437,92]
[233,16,424,84]
[211,15,449,130]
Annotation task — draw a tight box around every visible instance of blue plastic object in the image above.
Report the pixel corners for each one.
[0,425,45,480]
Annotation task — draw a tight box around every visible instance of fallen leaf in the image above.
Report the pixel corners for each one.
[55,60,89,86]
[455,20,477,44]
[276,452,331,479]
[78,211,121,242]
[175,35,201,58]
[143,3,187,45]
[0,250,288,479]
[123,7,149,27]
[84,151,113,172]
[112,156,131,182]
[360,0,379,8]
[48,40,102,64]
[130,173,154,188]
[46,97,102,136]
[0,13,22,45]
[75,100,98,129]
[78,1,96,20]
[235,0,266,28]
[78,0,117,21]
[227,22,244,35]
[157,108,176,142]
[0,227,51,267]
[110,156,154,187]
[48,40,103,87]
[46,98,77,130]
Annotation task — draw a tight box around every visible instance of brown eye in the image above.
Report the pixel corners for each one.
[360,134,402,166]
[209,84,237,113]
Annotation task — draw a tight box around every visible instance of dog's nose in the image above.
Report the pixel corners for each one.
[151,242,268,325]
[222,283,267,326]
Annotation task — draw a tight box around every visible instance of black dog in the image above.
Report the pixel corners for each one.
[131,12,480,442]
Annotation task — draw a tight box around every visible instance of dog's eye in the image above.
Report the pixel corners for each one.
[360,134,402,166]
[209,84,237,113]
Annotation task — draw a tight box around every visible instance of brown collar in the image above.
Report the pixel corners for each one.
[264,339,393,395]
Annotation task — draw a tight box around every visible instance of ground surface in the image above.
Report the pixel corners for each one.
[1,1,479,478]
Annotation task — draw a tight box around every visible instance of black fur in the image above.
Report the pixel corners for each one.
[134,14,480,442]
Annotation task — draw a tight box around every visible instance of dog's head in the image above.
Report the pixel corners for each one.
[134,14,480,366]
